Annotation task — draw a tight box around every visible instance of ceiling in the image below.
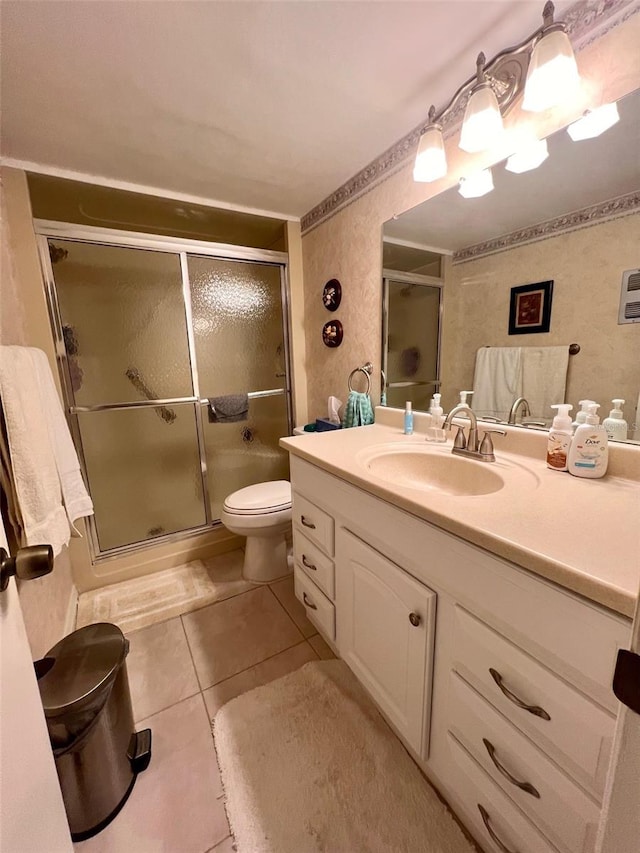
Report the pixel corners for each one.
[0,1,574,218]
[383,85,640,252]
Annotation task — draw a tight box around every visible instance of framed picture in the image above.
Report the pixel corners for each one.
[322,319,343,348]
[508,280,553,335]
[322,278,342,311]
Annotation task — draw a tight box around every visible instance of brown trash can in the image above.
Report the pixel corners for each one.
[36,623,151,841]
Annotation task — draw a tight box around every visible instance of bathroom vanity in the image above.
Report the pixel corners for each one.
[281,416,638,853]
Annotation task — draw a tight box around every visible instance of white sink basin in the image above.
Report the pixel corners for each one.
[356,444,507,496]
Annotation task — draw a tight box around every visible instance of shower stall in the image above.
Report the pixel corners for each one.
[36,223,292,559]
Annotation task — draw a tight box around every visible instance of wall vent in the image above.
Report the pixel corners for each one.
[618,269,640,324]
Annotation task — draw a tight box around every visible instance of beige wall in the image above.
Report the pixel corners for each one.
[440,214,640,422]
[1,167,76,658]
[301,18,640,422]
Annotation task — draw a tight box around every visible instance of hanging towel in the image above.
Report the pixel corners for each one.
[31,348,94,526]
[521,346,569,423]
[341,391,375,429]
[208,394,249,423]
[472,347,523,420]
[0,347,71,555]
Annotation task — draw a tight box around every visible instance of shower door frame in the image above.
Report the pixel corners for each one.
[35,220,293,562]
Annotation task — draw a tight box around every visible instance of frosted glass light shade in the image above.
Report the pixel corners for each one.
[458,168,494,199]
[523,29,580,112]
[567,103,620,141]
[505,138,549,173]
[459,84,504,153]
[413,125,447,182]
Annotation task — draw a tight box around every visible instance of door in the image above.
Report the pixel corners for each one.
[335,528,436,757]
[187,254,290,520]
[0,519,72,852]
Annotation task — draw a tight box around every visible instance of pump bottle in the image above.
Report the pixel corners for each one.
[430,393,444,428]
[572,400,595,431]
[459,390,473,406]
[547,404,573,471]
[567,403,609,479]
[602,399,628,441]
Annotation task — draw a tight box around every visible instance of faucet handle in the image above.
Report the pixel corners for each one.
[453,425,467,450]
[479,429,506,459]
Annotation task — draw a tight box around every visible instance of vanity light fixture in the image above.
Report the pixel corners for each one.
[413,110,447,183]
[567,102,620,141]
[413,1,579,183]
[522,2,580,112]
[459,54,504,154]
[458,168,494,199]
[505,138,549,173]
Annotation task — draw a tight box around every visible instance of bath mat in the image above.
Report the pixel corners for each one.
[213,660,474,853]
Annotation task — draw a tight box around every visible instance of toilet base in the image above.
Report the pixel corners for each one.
[243,534,292,584]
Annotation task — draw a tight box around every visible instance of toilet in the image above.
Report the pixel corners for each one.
[221,480,292,583]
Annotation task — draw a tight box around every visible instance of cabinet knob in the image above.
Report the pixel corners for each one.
[409,611,421,627]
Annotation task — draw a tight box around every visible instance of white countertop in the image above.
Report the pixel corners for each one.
[281,418,640,618]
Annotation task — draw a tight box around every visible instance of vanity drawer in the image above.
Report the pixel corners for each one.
[293,531,335,600]
[446,732,558,853]
[449,671,600,853]
[292,492,334,557]
[294,565,335,641]
[452,606,614,796]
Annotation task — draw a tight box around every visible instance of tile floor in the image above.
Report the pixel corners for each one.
[74,558,335,852]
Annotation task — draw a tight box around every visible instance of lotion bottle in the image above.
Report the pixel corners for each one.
[567,403,609,479]
[546,404,573,471]
[404,401,414,435]
[602,399,628,441]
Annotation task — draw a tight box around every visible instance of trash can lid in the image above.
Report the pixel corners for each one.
[37,623,128,717]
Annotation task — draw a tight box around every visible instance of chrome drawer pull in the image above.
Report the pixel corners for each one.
[489,668,551,721]
[301,515,316,529]
[483,739,541,799]
[302,592,317,610]
[478,805,519,853]
[302,555,317,571]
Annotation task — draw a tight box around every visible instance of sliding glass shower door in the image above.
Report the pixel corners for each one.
[43,232,290,557]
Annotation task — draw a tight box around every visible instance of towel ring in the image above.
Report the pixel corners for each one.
[348,362,372,394]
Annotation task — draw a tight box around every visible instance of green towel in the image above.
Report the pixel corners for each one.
[342,391,375,428]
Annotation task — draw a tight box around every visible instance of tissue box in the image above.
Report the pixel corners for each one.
[315,418,342,432]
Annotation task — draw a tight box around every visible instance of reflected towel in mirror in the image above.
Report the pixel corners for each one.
[472,347,523,420]
[521,346,569,422]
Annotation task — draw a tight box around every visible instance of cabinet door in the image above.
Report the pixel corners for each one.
[336,529,436,757]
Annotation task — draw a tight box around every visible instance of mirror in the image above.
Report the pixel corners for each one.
[382,87,640,442]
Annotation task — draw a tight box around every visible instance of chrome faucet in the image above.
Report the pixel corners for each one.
[443,404,505,462]
[508,397,531,425]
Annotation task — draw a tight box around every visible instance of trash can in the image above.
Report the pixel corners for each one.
[36,623,151,841]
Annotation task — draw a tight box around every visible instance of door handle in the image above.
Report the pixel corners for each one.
[1,546,54,592]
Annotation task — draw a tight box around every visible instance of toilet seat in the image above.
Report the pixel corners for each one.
[223,480,292,516]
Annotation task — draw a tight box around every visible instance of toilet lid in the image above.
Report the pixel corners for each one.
[224,480,291,515]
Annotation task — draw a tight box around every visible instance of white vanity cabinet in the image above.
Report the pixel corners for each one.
[288,455,631,853]
[335,529,436,758]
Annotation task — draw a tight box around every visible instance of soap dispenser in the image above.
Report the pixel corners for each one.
[459,390,474,406]
[602,399,628,441]
[567,403,608,479]
[430,393,444,428]
[572,399,595,431]
[546,404,573,471]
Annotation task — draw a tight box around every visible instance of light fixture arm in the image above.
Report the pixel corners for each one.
[419,1,564,136]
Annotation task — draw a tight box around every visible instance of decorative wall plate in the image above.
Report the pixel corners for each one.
[322,278,342,312]
[322,319,343,348]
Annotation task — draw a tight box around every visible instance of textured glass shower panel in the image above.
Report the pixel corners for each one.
[202,395,289,521]
[387,281,440,411]
[50,240,193,406]
[77,404,206,551]
[187,256,286,395]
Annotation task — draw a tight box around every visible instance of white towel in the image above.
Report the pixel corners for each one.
[521,346,569,423]
[31,348,94,526]
[472,347,523,420]
[0,346,93,555]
